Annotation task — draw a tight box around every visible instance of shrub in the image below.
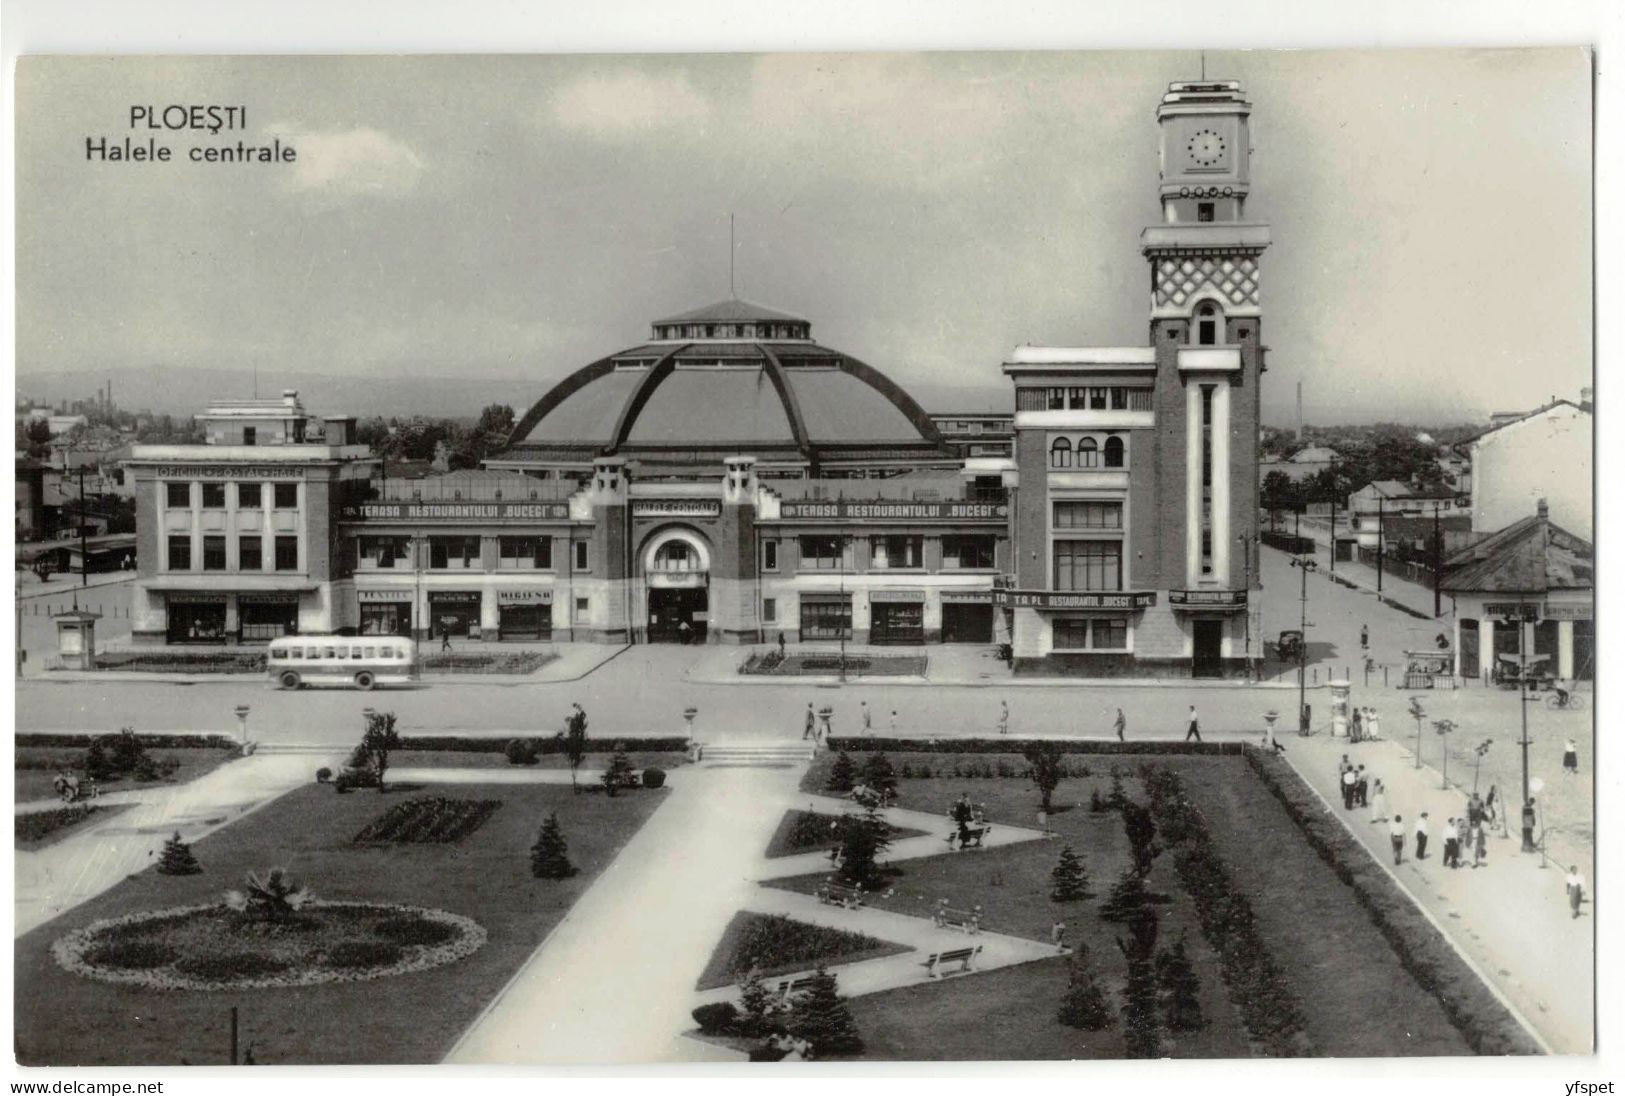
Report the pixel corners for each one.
[1058,948,1114,1030]
[787,967,863,1057]
[1118,945,1162,1058]
[315,767,333,784]
[156,832,202,876]
[505,738,541,766]
[833,809,893,889]
[175,952,291,980]
[1024,742,1064,810]
[1050,844,1089,902]
[859,753,897,798]
[823,736,1245,757]
[355,798,502,844]
[82,939,177,970]
[641,767,667,789]
[1100,868,1150,923]
[391,735,688,755]
[825,751,856,793]
[737,967,776,1037]
[1156,931,1205,1031]
[15,804,100,844]
[1090,789,1108,814]
[531,813,577,879]
[601,746,636,797]
[373,916,459,947]
[325,940,405,969]
[692,1001,740,1035]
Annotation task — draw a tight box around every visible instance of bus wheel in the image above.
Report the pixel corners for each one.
[278,671,301,690]
[354,671,376,691]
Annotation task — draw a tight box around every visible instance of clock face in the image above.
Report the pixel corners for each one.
[1186,128,1228,168]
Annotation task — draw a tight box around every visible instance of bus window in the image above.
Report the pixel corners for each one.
[363,646,376,659]
[351,646,364,659]
[287,648,301,660]
[327,646,339,659]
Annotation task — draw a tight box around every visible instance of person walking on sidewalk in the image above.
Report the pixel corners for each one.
[1341,766,1358,810]
[1369,778,1388,825]
[1185,705,1202,743]
[1456,815,1470,865]
[1114,707,1127,742]
[1566,865,1586,919]
[1522,798,1538,852]
[803,703,816,741]
[1351,705,1364,743]
[997,699,1010,736]
[1390,815,1406,864]
[860,701,872,734]
[1355,765,1369,807]
[1442,818,1459,868]
[1470,818,1487,868]
[1367,707,1382,741]
[1361,624,1370,652]
[1563,738,1579,775]
[1414,812,1431,861]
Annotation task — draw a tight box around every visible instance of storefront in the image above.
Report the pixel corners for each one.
[800,593,852,640]
[940,592,994,643]
[166,595,228,644]
[497,589,553,641]
[429,591,483,639]
[238,594,300,642]
[358,590,413,638]
[869,590,925,645]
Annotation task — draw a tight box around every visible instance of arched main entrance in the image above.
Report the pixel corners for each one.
[642,528,710,643]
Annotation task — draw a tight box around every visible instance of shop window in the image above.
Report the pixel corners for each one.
[801,598,853,640]
[1077,437,1099,468]
[799,535,846,570]
[762,540,779,571]
[870,535,923,569]
[165,482,191,509]
[202,535,227,571]
[942,535,997,570]
[573,540,590,572]
[429,535,481,570]
[359,535,411,569]
[763,597,777,623]
[1053,618,1092,650]
[201,483,226,509]
[239,537,263,571]
[499,536,552,570]
[1054,501,1122,530]
[1049,437,1072,469]
[1104,435,1126,468]
[1053,540,1122,592]
[274,483,298,509]
[574,596,590,623]
[1053,616,1129,651]
[237,482,262,509]
[274,536,299,571]
[168,534,192,571]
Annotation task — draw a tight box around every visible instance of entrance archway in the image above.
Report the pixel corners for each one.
[642,528,711,643]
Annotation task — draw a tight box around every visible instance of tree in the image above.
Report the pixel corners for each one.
[1057,947,1114,1030]
[601,745,635,797]
[360,710,401,791]
[229,868,309,922]
[530,813,576,878]
[1024,741,1064,811]
[1117,941,1162,1058]
[859,753,897,799]
[736,967,776,1037]
[1100,868,1150,923]
[1121,801,1162,877]
[1106,767,1128,811]
[825,750,856,793]
[156,831,202,876]
[563,708,588,793]
[1050,844,1089,902]
[786,966,863,1057]
[23,418,52,458]
[833,807,893,889]
[1156,931,1205,1032]
[475,403,517,443]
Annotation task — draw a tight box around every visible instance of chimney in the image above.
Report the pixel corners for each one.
[1537,498,1548,521]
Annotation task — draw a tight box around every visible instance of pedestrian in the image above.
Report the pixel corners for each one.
[1566,865,1586,919]
[677,618,693,645]
[997,699,1010,736]
[890,709,898,734]
[1470,818,1486,867]
[1340,766,1357,810]
[778,631,786,660]
[1442,818,1459,868]
[1114,707,1126,742]
[861,701,872,734]
[1455,815,1470,867]
[803,702,815,741]
[1369,778,1388,824]
[1367,708,1381,741]
[1185,705,1202,743]
[1563,738,1579,775]
[440,627,452,653]
[1356,765,1369,806]
[1052,920,1068,952]
[1360,624,1369,652]
[1390,815,1406,864]
[1467,791,1485,827]
[571,702,588,738]
[819,707,833,741]
[1521,798,1538,851]
[1351,705,1363,743]
[1414,812,1430,861]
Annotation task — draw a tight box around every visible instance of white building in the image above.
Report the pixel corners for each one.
[1465,400,1591,539]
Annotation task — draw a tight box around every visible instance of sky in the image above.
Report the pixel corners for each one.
[13,49,1593,425]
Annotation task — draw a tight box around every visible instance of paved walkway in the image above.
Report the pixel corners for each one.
[1282,731,1590,1053]
[15,750,345,937]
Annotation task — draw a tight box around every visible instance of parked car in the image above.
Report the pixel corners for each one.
[1276,629,1304,663]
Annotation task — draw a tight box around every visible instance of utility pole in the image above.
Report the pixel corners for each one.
[1376,495,1384,593]
[1432,501,1443,618]
[1503,609,1536,852]
[1290,556,1317,732]
[78,463,89,587]
[1328,461,1338,574]
[838,533,849,683]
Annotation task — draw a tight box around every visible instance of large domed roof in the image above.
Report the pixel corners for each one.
[503,299,952,472]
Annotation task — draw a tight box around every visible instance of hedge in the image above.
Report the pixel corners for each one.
[395,735,689,755]
[1242,747,1542,1056]
[17,733,238,750]
[824,737,1245,757]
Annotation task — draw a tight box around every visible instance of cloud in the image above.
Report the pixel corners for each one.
[266,125,426,200]
[550,70,712,134]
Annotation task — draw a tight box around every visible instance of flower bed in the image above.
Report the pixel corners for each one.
[418,651,556,674]
[16,804,128,847]
[92,652,266,673]
[825,736,1245,756]
[52,901,484,991]
[741,655,927,678]
[765,810,927,859]
[395,735,688,755]
[353,797,502,844]
[696,912,909,991]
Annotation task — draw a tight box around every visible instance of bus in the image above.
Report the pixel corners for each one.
[267,635,418,691]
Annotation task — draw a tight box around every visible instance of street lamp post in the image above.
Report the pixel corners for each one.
[1407,696,1426,769]
[1472,739,1492,795]
[1500,610,1537,852]
[838,534,849,684]
[1289,556,1317,733]
[1433,719,1457,790]
[233,705,251,750]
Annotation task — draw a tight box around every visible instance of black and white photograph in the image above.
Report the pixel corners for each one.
[4,10,1610,1081]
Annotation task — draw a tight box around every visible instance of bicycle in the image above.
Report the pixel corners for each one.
[1544,691,1586,712]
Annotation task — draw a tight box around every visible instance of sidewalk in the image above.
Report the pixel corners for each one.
[15,572,135,600]
[1281,731,1590,1053]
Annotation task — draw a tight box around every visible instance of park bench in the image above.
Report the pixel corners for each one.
[932,901,982,934]
[776,975,817,1002]
[946,824,989,850]
[920,945,982,978]
[816,880,868,909]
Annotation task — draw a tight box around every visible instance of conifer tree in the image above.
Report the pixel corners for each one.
[601,745,635,797]
[787,966,863,1057]
[1050,844,1089,902]
[530,813,577,878]
[1056,948,1113,1030]
[825,750,856,793]
[1117,944,1162,1058]
[1156,932,1205,1031]
[1099,867,1150,922]
[859,752,897,799]
[1107,768,1127,811]
[156,831,202,876]
[736,967,775,1037]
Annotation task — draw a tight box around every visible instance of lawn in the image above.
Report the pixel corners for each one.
[16,804,133,849]
[15,780,666,1065]
[695,912,911,991]
[775,751,1476,1058]
[765,809,928,860]
[389,748,688,773]
[16,745,241,805]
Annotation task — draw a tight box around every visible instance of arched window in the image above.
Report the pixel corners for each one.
[1195,302,1221,346]
[1078,437,1099,468]
[652,540,698,573]
[1104,435,1125,468]
[1049,437,1072,469]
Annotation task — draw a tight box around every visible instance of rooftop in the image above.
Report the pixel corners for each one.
[1441,506,1593,594]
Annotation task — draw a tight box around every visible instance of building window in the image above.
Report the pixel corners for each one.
[1049,437,1072,468]
[1054,616,1129,650]
[239,537,263,572]
[237,482,262,509]
[1053,540,1122,591]
[1016,389,1048,412]
[201,482,227,509]
[499,536,552,570]
[651,540,702,573]
[1047,388,1066,410]
[1201,385,1216,574]
[1077,437,1099,468]
[165,482,191,509]
[429,535,481,570]
[574,596,590,624]
[243,426,257,446]
[274,536,299,571]
[274,483,298,509]
[202,535,227,571]
[1196,302,1220,346]
[1066,387,1088,409]
[1198,201,1214,223]
[799,535,846,570]
[942,535,996,570]
[1109,387,1129,411]
[870,535,923,569]
[1090,388,1108,410]
[1104,435,1126,468]
[801,597,853,640]
[1128,388,1154,411]
[573,540,589,572]
[1054,501,1122,530]
[762,540,779,571]
[763,597,777,623]
[358,535,410,569]
[291,420,306,443]
[167,534,192,571]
